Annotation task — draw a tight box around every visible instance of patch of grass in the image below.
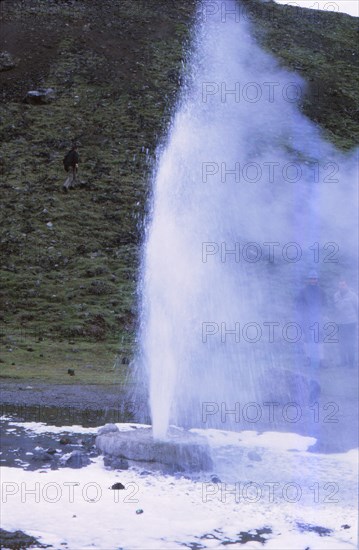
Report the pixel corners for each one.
[0,335,128,384]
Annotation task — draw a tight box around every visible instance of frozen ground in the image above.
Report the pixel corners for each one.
[0,419,357,549]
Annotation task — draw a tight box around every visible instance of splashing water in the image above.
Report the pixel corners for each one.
[135,0,358,439]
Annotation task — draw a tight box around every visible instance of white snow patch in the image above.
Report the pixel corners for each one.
[1,455,357,549]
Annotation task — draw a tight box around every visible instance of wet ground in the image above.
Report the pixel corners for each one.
[0,417,98,471]
[0,371,357,549]
[1,358,357,454]
[0,382,143,427]
[0,383,136,476]
[0,417,357,549]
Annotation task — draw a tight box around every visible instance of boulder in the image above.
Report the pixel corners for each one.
[111,482,125,490]
[0,52,17,71]
[103,455,129,470]
[31,449,56,464]
[96,426,213,472]
[98,423,120,436]
[62,451,91,469]
[24,88,56,105]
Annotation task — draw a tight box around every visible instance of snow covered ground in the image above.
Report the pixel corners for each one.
[1,420,357,549]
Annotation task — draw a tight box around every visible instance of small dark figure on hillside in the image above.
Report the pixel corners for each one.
[333,279,358,368]
[63,144,79,192]
[296,270,328,368]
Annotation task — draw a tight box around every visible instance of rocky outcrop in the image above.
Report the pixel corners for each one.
[96,425,213,472]
[24,88,56,105]
[0,51,17,71]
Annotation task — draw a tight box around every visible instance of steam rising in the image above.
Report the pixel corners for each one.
[135,0,358,438]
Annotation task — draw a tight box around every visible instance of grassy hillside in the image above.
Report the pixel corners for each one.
[0,0,357,383]
[0,0,197,382]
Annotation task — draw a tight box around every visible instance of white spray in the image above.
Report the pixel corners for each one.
[136,0,358,439]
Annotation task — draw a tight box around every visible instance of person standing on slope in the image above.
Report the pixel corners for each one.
[63,144,79,192]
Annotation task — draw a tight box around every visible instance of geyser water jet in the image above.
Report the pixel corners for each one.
[135,0,358,440]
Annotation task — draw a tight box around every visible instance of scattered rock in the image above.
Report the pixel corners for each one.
[201,527,272,546]
[46,448,57,455]
[31,449,56,464]
[210,475,221,483]
[24,88,56,105]
[62,451,91,469]
[0,52,17,72]
[236,528,272,545]
[0,528,49,549]
[296,522,332,537]
[103,455,129,470]
[111,482,125,490]
[98,424,120,436]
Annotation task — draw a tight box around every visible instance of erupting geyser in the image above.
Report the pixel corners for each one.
[122,0,358,451]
